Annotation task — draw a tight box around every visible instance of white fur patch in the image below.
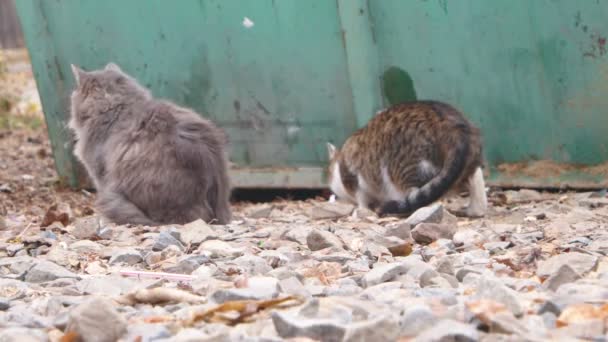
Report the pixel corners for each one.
[466,167,487,217]
[418,160,437,178]
[407,187,420,202]
[329,162,355,203]
[381,166,404,201]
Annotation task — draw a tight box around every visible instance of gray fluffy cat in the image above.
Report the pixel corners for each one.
[69,62,231,225]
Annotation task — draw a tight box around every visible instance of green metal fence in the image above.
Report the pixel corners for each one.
[15,0,608,189]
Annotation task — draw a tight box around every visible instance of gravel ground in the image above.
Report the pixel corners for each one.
[2,49,608,342]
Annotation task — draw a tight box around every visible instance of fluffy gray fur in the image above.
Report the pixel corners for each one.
[69,62,231,225]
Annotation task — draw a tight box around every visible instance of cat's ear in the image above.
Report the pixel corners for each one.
[105,62,122,72]
[326,142,337,159]
[71,64,86,86]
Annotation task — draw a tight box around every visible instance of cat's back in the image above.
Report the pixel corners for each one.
[365,100,471,132]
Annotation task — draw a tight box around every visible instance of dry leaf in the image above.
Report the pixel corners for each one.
[300,262,344,285]
[388,242,413,257]
[557,303,608,327]
[466,299,508,325]
[59,331,79,342]
[143,315,175,324]
[188,295,304,326]
[41,204,69,228]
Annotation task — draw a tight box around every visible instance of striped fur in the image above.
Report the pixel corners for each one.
[327,100,486,217]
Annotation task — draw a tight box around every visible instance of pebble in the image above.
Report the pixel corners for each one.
[233,254,272,275]
[416,319,479,342]
[69,216,101,240]
[108,248,143,265]
[1,188,607,340]
[180,219,217,245]
[536,252,598,278]
[24,260,80,283]
[404,203,444,226]
[307,202,355,219]
[152,231,185,252]
[412,223,457,244]
[542,264,582,292]
[474,276,524,317]
[362,262,408,288]
[66,297,127,342]
[306,229,344,251]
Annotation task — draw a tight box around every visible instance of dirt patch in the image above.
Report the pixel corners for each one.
[496,160,608,178]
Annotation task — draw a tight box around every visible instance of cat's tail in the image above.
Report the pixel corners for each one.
[378,124,470,216]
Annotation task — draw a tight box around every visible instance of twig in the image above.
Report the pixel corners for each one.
[17,222,33,238]
[119,270,195,283]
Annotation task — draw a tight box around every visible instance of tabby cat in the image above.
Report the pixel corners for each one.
[327,100,487,217]
[69,63,231,225]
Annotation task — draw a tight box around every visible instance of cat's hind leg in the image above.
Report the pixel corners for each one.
[465,167,487,217]
[96,189,159,226]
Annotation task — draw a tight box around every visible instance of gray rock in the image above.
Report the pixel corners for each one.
[307,202,355,220]
[233,255,272,275]
[542,264,581,292]
[362,262,408,288]
[361,242,391,260]
[307,229,344,251]
[415,319,478,342]
[69,240,103,253]
[405,203,444,226]
[164,255,212,274]
[0,256,37,276]
[279,277,311,298]
[66,297,127,342]
[259,250,290,268]
[456,267,483,282]
[398,305,437,337]
[180,219,217,245]
[342,314,400,342]
[433,256,455,276]
[211,277,279,303]
[198,239,244,258]
[76,275,138,296]
[152,231,185,252]
[323,278,362,297]
[555,282,608,303]
[536,252,598,278]
[0,328,49,342]
[483,241,513,254]
[53,312,69,330]
[108,248,143,265]
[0,298,10,311]
[281,225,313,245]
[70,216,101,240]
[6,303,52,328]
[483,312,529,335]
[385,222,413,240]
[272,303,399,342]
[125,323,172,341]
[372,235,412,257]
[24,260,80,283]
[414,288,458,306]
[452,229,485,247]
[6,243,24,256]
[144,251,162,266]
[412,223,456,244]
[475,276,523,317]
[168,327,229,342]
[420,271,456,289]
[160,244,184,259]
